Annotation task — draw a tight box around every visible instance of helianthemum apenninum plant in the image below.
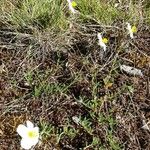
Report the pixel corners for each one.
[17,120,39,150]
[67,0,77,14]
[126,23,137,39]
[97,33,108,51]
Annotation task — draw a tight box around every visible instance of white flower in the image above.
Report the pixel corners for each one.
[127,23,137,39]
[67,0,77,14]
[97,33,108,51]
[17,120,39,150]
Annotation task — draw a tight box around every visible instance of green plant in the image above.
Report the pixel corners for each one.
[1,0,68,30]
[80,117,93,135]
[40,121,54,139]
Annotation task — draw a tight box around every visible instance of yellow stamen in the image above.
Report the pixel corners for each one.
[71,1,77,7]
[102,38,108,44]
[131,26,137,33]
[28,131,38,138]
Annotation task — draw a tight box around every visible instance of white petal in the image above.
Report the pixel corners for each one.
[103,44,107,51]
[97,33,102,42]
[30,138,39,146]
[17,125,28,138]
[67,0,76,14]
[127,23,134,39]
[127,23,131,31]
[68,3,76,13]
[20,137,39,150]
[26,120,34,128]
[129,32,134,39]
[100,42,106,51]
[31,127,40,138]
[21,139,33,150]
[33,127,39,134]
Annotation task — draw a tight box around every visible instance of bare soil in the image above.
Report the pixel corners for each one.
[0,24,150,149]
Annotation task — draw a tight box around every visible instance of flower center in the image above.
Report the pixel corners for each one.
[102,38,108,44]
[71,1,77,7]
[27,131,38,138]
[131,26,137,33]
